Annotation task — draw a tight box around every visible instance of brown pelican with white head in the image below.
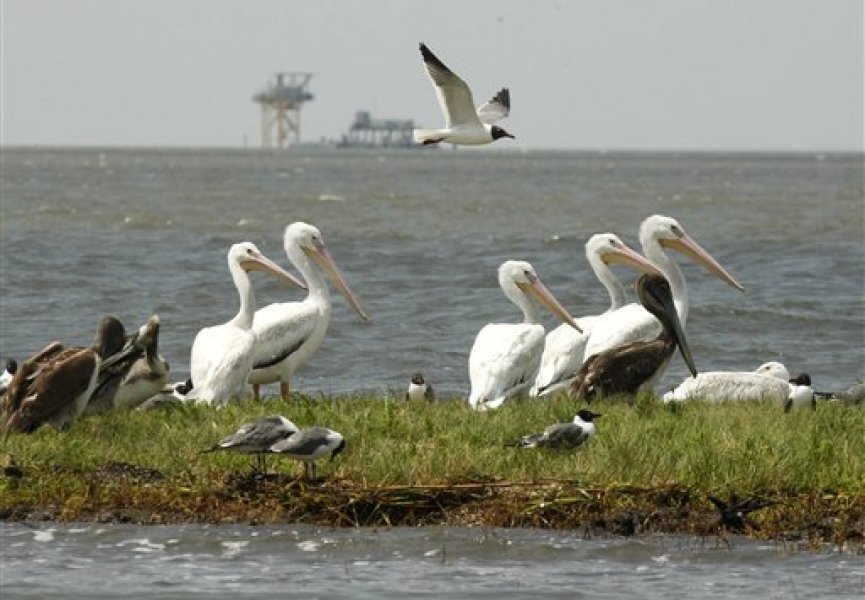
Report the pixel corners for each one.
[1,316,143,435]
[570,274,698,401]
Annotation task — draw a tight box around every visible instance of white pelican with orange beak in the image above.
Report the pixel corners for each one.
[248,222,369,400]
[469,260,581,411]
[189,242,306,405]
[531,233,663,397]
[583,215,744,370]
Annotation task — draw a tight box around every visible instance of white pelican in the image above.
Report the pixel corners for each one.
[413,43,514,146]
[530,233,663,397]
[189,242,305,405]
[269,426,346,480]
[248,222,369,400]
[582,215,744,378]
[662,361,791,404]
[468,260,581,411]
[509,409,601,450]
[406,373,435,402]
[203,414,299,473]
[1,316,142,434]
[571,274,698,400]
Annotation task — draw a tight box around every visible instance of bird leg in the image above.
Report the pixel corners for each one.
[280,380,290,401]
[252,383,261,402]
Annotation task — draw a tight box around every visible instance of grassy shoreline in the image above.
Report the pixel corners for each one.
[2,394,863,549]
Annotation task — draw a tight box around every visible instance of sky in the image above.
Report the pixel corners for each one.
[2,0,862,151]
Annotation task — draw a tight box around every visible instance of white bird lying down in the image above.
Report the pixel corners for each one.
[509,409,601,450]
[662,361,791,404]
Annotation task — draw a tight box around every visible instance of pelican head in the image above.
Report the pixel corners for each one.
[635,274,698,377]
[230,242,306,289]
[93,315,129,359]
[587,233,663,276]
[754,361,790,380]
[640,215,744,292]
[498,260,582,332]
[285,222,370,322]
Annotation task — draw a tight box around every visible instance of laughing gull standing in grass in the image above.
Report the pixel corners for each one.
[269,426,346,481]
[413,43,515,146]
[509,410,601,450]
[406,373,435,402]
[203,415,299,474]
[0,359,18,396]
[784,373,816,412]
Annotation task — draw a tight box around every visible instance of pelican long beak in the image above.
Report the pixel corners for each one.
[660,232,745,292]
[306,240,370,322]
[517,279,582,333]
[650,280,698,377]
[98,334,145,375]
[603,243,663,276]
[241,251,307,290]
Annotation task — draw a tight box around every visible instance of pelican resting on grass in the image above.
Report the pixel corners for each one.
[269,426,346,480]
[531,233,662,397]
[189,242,305,405]
[1,316,143,435]
[203,414,299,474]
[509,409,601,450]
[571,274,697,401]
[249,222,369,400]
[468,260,581,411]
[581,215,743,391]
[662,361,791,404]
[111,315,170,410]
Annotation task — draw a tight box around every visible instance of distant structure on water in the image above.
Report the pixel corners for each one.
[339,111,417,148]
[253,73,314,149]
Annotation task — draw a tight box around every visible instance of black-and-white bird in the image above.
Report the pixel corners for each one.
[1,316,143,434]
[571,274,697,401]
[406,373,434,402]
[0,359,18,396]
[203,414,299,473]
[413,43,515,146]
[269,426,346,480]
[510,409,601,450]
[784,373,816,412]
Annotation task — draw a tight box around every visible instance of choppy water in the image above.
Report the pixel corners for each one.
[1,148,862,394]
[2,523,864,599]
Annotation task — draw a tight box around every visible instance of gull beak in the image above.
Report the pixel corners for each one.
[306,239,370,322]
[660,231,744,292]
[517,278,582,333]
[241,251,307,290]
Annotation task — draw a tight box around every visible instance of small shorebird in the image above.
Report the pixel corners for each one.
[406,373,434,402]
[0,359,18,396]
[203,415,299,473]
[413,43,514,146]
[1,316,143,434]
[510,409,601,450]
[469,260,581,411]
[784,373,816,412]
[571,274,697,401]
[269,426,346,480]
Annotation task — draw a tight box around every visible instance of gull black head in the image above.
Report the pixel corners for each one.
[790,373,812,386]
[4,359,17,375]
[576,409,602,422]
[490,125,515,141]
[411,373,425,385]
[176,378,194,396]
[331,438,347,461]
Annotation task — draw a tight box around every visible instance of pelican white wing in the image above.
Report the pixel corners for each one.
[249,300,319,384]
[531,314,599,396]
[189,325,255,402]
[469,323,545,410]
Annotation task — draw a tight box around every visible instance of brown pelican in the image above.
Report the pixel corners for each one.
[571,274,698,401]
[269,426,346,480]
[531,233,662,397]
[1,316,143,434]
[582,215,743,387]
[189,242,305,405]
[406,372,435,402]
[469,260,581,411]
[413,43,514,146]
[248,223,369,401]
[510,409,601,450]
[203,414,299,473]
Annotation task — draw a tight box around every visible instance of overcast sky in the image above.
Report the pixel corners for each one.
[2,0,862,151]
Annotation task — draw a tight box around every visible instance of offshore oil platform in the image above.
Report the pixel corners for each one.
[252,73,419,149]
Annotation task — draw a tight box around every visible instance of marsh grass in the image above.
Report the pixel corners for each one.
[2,394,863,543]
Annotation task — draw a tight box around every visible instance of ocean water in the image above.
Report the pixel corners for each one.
[1,148,862,395]
[2,523,864,599]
